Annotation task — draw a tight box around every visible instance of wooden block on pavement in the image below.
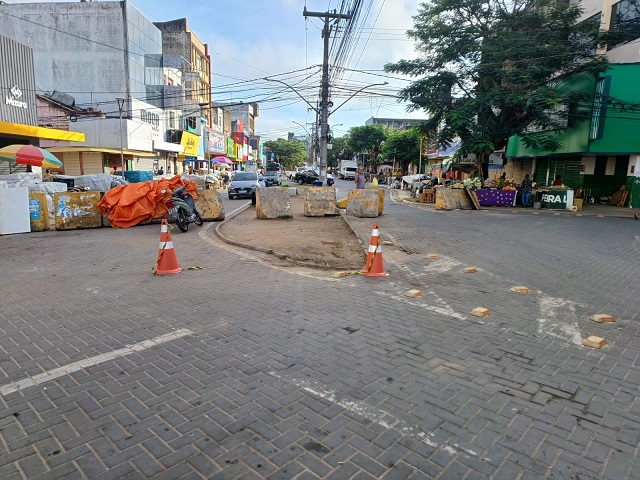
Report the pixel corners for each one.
[510,286,530,293]
[404,289,422,298]
[582,336,606,349]
[470,307,489,317]
[589,314,614,323]
[464,267,477,273]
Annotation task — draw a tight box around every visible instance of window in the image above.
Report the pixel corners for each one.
[610,0,640,47]
[590,76,611,140]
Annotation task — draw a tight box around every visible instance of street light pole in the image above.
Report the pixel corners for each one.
[116,98,125,177]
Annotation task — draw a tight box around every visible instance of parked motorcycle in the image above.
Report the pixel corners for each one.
[166,185,203,232]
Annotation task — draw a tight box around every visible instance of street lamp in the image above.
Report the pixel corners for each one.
[292,121,314,167]
[116,98,125,177]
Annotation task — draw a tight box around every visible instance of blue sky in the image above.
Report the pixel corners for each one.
[11,0,427,140]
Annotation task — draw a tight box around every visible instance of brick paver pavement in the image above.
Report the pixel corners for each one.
[0,189,639,479]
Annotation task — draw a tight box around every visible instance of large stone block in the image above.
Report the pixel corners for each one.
[303,187,337,217]
[195,189,225,221]
[54,191,102,230]
[346,189,379,217]
[365,187,385,215]
[256,187,292,219]
[435,188,474,210]
[29,192,50,232]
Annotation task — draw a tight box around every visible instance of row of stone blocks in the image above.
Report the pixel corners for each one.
[255,186,384,219]
[28,190,226,231]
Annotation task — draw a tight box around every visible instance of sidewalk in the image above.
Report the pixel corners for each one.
[389,186,638,219]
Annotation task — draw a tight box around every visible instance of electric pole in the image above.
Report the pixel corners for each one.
[303,7,351,184]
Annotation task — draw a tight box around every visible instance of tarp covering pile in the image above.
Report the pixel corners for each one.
[98,175,198,228]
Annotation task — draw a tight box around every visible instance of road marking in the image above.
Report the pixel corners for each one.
[537,294,584,345]
[375,290,469,321]
[267,371,478,458]
[0,329,193,396]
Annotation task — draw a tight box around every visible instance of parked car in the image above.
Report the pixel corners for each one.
[228,171,262,199]
[293,169,335,186]
[263,171,282,186]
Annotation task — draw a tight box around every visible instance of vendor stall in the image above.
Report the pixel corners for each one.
[474,189,517,207]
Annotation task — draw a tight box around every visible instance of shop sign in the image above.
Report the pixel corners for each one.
[209,132,226,154]
[180,131,200,156]
[541,193,567,207]
[6,86,27,109]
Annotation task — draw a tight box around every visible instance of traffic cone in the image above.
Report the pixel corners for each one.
[364,223,388,277]
[153,219,181,275]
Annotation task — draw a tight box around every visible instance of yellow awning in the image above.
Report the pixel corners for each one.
[45,146,158,158]
[0,121,86,143]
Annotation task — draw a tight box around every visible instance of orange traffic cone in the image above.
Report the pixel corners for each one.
[364,223,388,277]
[153,219,181,275]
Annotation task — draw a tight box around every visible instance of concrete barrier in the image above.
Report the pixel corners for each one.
[54,191,102,230]
[29,192,50,232]
[435,188,474,210]
[256,187,292,219]
[195,189,225,221]
[304,187,337,217]
[346,189,379,217]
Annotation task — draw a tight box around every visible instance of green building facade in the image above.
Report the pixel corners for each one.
[506,64,640,207]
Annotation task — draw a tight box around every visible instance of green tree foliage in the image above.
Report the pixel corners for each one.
[347,125,387,172]
[263,139,307,169]
[385,0,613,174]
[381,129,421,174]
[327,135,355,169]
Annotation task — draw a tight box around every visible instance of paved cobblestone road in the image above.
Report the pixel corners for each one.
[0,190,639,479]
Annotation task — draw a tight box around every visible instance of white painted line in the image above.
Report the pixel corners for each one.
[268,371,471,460]
[0,329,193,396]
[537,294,584,345]
[375,290,468,321]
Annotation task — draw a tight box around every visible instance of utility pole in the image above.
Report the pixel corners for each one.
[303,7,351,184]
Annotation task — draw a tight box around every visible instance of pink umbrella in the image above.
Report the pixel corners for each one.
[214,156,233,164]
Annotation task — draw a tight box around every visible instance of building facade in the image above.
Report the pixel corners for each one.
[506,0,640,207]
[0,1,188,174]
[0,35,84,175]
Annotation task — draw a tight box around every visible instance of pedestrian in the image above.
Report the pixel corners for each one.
[521,174,532,207]
[158,166,164,176]
[552,174,562,186]
[355,168,366,189]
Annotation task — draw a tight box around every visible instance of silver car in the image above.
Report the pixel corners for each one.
[228,171,262,199]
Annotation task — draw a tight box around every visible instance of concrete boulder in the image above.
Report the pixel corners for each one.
[195,189,225,221]
[346,189,379,217]
[256,187,292,219]
[303,187,337,217]
[435,188,474,210]
[54,191,102,230]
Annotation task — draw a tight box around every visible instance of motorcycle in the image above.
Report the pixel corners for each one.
[166,185,203,232]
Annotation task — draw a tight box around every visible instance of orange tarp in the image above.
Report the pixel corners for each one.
[98,175,199,228]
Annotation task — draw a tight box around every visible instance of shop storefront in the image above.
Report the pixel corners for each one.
[0,35,85,173]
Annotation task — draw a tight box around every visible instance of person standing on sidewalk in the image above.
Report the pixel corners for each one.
[521,174,532,207]
[355,168,366,189]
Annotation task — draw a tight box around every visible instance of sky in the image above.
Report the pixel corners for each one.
[8,0,428,141]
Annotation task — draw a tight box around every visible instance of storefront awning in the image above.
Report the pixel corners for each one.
[153,140,184,153]
[0,120,85,143]
[45,146,158,157]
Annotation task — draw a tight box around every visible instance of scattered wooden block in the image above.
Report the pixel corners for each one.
[404,289,422,298]
[589,314,614,323]
[382,240,393,246]
[426,254,439,259]
[510,286,529,293]
[470,307,489,317]
[464,267,477,273]
[331,272,350,278]
[582,336,606,349]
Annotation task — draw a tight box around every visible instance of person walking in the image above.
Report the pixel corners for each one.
[521,174,532,207]
[355,168,366,189]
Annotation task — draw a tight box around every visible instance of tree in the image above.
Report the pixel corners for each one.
[381,129,420,174]
[385,0,613,176]
[263,139,306,169]
[327,135,355,170]
[347,125,387,172]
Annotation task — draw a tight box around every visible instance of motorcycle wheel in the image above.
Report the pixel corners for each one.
[195,212,203,226]
[176,209,189,232]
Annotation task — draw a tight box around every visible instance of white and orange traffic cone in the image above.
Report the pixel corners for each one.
[364,222,388,277]
[153,219,181,275]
